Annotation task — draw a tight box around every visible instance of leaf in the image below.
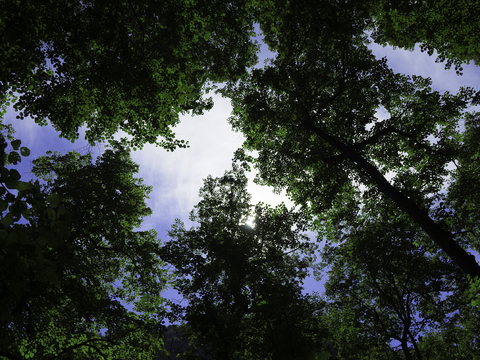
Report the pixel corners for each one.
[45,269,58,284]
[318,351,332,360]
[0,229,8,239]
[46,193,61,208]
[8,151,21,164]
[20,146,30,156]
[1,215,13,227]
[0,200,8,211]
[8,168,21,181]
[11,139,21,150]
[38,236,48,246]
[4,177,18,189]
[46,208,56,221]
[16,181,33,191]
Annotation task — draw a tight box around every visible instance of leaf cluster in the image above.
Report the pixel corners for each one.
[160,164,330,360]
[319,198,479,359]
[1,138,170,359]
[0,0,259,149]
[370,0,480,74]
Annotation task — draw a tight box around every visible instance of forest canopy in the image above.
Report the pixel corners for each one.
[1,0,480,359]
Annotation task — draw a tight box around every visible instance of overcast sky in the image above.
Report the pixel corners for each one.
[3,33,480,306]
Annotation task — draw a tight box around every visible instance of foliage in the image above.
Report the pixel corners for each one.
[160,164,330,360]
[1,138,170,359]
[443,111,480,257]
[0,94,19,167]
[2,0,479,151]
[318,195,479,359]
[0,0,259,149]
[2,0,480,358]
[222,0,480,280]
[369,0,480,74]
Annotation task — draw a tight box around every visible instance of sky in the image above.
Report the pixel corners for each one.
[3,32,480,309]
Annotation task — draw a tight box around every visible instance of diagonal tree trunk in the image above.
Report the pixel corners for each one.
[301,119,480,280]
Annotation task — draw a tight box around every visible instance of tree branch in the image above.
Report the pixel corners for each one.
[0,352,22,360]
[322,124,455,165]
[250,246,303,264]
[51,337,112,360]
[301,118,480,279]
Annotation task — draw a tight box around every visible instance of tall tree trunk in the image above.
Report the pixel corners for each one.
[301,119,480,280]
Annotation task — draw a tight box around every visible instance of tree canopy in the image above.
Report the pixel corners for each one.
[1,0,480,358]
[0,0,259,149]
[160,164,331,360]
[223,0,480,282]
[1,139,169,360]
[319,196,479,359]
[2,0,479,149]
[370,0,480,74]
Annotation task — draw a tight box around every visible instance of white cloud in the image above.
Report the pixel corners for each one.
[369,42,480,94]
[130,92,292,235]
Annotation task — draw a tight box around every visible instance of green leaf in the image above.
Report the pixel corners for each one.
[46,193,61,208]
[45,269,58,284]
[318,351,332,360]
[1,215,13,227]
[38,236,48,246]
[8,151,21,164]
[8,168,21,181]
[46,208,56,221]
[20,146,30,156]
[5,177,18,189]
[0,200,8,211]
[16,181,33,191]
[11,139,21,150]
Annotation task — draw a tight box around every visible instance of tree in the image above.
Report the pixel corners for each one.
[443,111,480,262]
[369,0,480,74]
[0,0,259,149]
[160,164,331,360]
[222,0,480,281]
[318,196,479,360]
[0,139,170,359]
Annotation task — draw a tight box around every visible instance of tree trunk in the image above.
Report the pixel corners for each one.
[302,119,480,280]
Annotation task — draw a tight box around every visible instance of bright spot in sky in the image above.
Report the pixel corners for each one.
[244,216,255,228]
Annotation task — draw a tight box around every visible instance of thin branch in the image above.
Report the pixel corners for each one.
[0,352,22,360]
[301,118,480,279]
[322,124,456,165]
[51,337,114,360]
[250,246,303,264]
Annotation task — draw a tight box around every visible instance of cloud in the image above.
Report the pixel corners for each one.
[369,42,480,94]
[129,92,291,237]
